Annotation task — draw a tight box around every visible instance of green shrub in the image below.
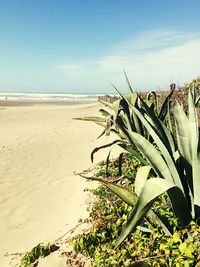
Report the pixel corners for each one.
[19,243,59,267]
[72,182,200,266]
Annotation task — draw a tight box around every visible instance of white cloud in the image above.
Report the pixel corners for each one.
[112,30,200,55]
[59,30,200,92]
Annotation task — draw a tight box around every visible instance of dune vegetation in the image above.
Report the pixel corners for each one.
[72,76,200,266]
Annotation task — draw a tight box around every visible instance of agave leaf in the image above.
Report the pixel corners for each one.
[105,150,111,177]
[111,99,121,114]
[99,100,113,108]
[146,91,158,114]
[146,91,157,101]
[188,90,199,157]
[127,93,144,135]
[192,156,200,215]
[110,128,125,140]
[195,95,200,106]
[99,99,121,118]
[189,184,195,219]
[117,143,147,165]
[118,98,133,132]
[74,116,105,123]
[136,226,152,233]
[118,152,124,176]
[97,128,107,139]
[139,97,175,156]
[167,101,173,133]
[127,92,137,106]
[109,81,126,101]
[144,112,175,154]
[74,117,107,133]
[167,187,192,227]
[125,131,173,182]
[79,174,137,206]
[147,209,172,236]
[115,115,134,144]
[118,98,145,139]
[188,91,200,212]
[143,99,154,109]
[99,108,112,117]
[116,179,191,247]
[175,91,200,213]
[177,156,195,218]
[135,166,152,196]
[79,173,172,236]
[116,178,175,247]
[159,86,175,121]
[132,111,144,136]
[175,103,191,164]
[91,140,122,163]
[124,69,134,93]
[161,121,175,154]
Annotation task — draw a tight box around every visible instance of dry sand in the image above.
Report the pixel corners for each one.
[0,102,117,266]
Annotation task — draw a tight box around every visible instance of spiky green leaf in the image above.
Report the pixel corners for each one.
[116,178,174,247]
[116,179,191,247]
[135,166,152,196]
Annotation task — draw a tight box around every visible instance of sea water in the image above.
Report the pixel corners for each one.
[0,92,106,102]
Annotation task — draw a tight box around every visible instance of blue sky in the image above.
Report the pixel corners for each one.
[0,0,200,93]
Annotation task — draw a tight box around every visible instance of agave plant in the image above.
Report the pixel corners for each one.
[104,89,199,247]
[78,83,200,247]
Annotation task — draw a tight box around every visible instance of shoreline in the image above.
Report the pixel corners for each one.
[0,100,98,107]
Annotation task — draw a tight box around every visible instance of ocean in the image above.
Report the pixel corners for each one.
[0,92,106,103]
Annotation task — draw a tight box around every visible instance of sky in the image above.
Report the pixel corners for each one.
[0,0,200,93]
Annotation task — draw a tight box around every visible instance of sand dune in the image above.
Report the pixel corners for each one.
[0,102,116,266]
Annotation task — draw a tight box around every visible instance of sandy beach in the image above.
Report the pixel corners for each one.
[0,101,115,266]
